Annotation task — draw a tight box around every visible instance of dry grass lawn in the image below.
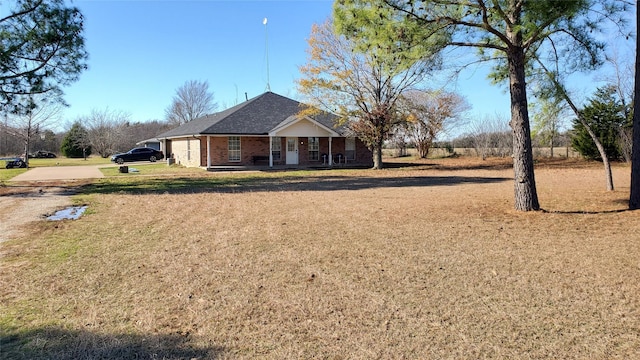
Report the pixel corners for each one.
[1,157,639,359]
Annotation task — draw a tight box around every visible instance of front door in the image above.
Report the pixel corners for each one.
[286,137,298,165]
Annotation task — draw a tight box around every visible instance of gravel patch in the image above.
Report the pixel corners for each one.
[0,187,75,242]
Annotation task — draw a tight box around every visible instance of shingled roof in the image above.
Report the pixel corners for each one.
[157,92,342,138]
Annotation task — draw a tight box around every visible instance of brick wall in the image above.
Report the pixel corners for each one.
[355,138,373,166]
[177,135,374,168]
[169,138,202,167]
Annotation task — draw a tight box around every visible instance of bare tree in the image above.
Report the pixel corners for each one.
[468,114,512,160]
[400,90,469,158]
[82,108,131,158]
[602,53,634,164]
[388,125,410,157]
[298,19,445,169]
[165,80,217,126]
[605,52,634,119]
[619,127,633,163]
[5,95,61,166]
[30,129,60,154]
[122,120,173,150]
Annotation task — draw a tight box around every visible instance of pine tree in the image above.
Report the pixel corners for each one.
[61,121,91,158]
[571,87,629,161]
[1,0,88,115]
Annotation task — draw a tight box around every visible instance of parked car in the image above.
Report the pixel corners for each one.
[29,150,57,158]
[4,157,27,169]
[110,147,164,164]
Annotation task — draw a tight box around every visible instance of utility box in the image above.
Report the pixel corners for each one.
[118,165,128,173]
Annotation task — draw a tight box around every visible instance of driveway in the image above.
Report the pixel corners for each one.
[9,165,108,181]
[2,164,118,242]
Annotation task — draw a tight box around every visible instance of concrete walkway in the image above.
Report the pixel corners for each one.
[9,165,106,181]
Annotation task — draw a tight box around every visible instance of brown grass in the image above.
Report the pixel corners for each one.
[1,157,639,359]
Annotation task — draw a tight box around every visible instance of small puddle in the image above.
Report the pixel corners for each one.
[47,206,88,221]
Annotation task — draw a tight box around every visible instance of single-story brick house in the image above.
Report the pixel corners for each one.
[156,92,373,169]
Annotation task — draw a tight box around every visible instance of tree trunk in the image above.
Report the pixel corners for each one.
[602,153,614,191]
[372,133,384,169]
[373,144,383,169]
[590,128,614,191]
[578,117,614,191]
[23,128,31,168]
[508,47,540,211]
[632,103,640,206]
[23,143,29,168]
[417,142,429,158]
[630,4,640,209]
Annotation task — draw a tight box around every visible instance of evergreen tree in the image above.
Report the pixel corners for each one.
[571,86,629,161]
[1,0,88,115]
[61,121,91,158]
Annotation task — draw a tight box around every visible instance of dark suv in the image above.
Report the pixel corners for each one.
[110,147,164,164]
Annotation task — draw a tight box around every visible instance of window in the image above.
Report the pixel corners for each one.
[308,137,319,161]
[271,137,281,160]
[228,136,241,162]
[345,137,356,160]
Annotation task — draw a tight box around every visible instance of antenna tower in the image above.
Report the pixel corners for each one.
[263,17,271,92]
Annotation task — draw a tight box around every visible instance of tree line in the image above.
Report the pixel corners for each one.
[386,80,632,163]
[0,113,172,158]
[0,77,216,162]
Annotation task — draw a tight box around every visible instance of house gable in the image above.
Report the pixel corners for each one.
[269,116,340,138]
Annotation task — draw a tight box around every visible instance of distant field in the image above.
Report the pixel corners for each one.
[1,157,638,359]
[388,147,581,158]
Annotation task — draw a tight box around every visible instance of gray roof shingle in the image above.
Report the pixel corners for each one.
[157,92,343,138]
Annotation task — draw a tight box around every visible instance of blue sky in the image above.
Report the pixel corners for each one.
[60,0,635,134]
[64,0,338,124]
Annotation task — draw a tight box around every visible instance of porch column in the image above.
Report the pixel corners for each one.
[328,136,333,166]
[269,136,273,168]
[207,136,212,168]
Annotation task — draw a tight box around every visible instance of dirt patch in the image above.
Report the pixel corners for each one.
[0,182,85,242]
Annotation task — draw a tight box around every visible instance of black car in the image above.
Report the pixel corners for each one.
[29,150,57,158]
[110,147,164,164]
